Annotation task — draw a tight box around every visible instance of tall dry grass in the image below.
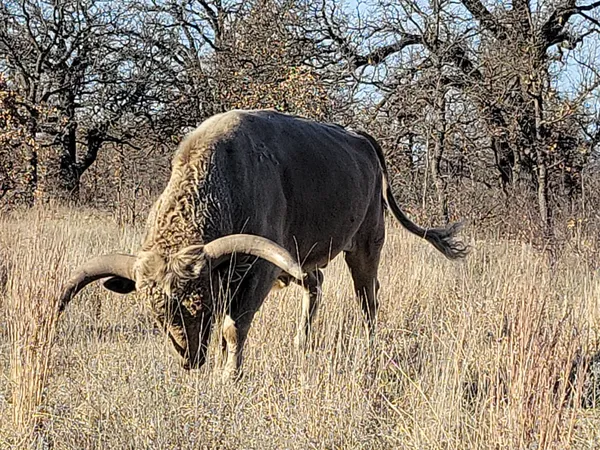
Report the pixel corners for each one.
[5,224,63,441]
[0,206,598,449]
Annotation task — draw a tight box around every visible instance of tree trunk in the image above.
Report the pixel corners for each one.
[6,140,39,207]
[533,93,552,239]
[536,153,550,231]
[35,135,78,203]
[34,125,103,204]
[431,89,449,224]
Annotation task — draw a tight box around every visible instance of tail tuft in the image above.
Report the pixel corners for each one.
[423,221,469,260]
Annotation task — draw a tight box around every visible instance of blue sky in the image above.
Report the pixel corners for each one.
[341,0,599,110]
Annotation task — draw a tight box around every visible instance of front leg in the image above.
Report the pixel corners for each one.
[219,261,276,381]
[221,313,254,381]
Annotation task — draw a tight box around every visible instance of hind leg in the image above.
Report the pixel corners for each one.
[344,239,383,339]
[294,269,323,350]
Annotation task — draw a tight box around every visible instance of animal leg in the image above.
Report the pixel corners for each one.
[220,263,275,381]
[221,313,254,381]
[294,269,323,350]
[344,250,381,339]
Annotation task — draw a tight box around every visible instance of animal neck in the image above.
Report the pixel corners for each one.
[141,156,231,257]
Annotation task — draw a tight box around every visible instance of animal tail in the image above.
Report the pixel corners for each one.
[356,130,468,260]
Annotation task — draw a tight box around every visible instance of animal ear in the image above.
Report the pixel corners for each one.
[170,245,207,279]
[103,276,136,294]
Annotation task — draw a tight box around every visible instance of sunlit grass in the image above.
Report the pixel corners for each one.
[0,206,599,449]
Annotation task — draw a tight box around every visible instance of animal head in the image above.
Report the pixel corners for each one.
[59,235,304,370]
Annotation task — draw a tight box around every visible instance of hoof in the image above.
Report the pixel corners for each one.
[221,365,242,383]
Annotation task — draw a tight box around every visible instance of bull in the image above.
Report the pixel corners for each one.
[59,110,466,379]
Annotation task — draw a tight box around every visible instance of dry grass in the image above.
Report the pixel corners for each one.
[0,206,599,449]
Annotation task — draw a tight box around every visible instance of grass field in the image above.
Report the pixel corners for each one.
[0,206,599,449]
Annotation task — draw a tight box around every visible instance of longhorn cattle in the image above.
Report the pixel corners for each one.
[59,110,466,380]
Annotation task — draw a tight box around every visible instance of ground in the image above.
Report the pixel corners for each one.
[0,207,599,449]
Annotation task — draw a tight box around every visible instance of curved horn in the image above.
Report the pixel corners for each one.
[203,234,304,281]
[58,254,136,313]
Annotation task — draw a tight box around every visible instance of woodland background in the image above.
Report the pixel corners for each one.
[1,0,600,249]
[2,2,600,448]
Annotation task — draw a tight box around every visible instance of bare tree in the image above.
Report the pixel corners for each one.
[0,73,46,205]
[77,0,336,215]
[0,0,160,202]
[134,0,333,126]
[303,0,600,236]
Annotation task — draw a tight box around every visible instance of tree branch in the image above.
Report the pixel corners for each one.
[580,11,600,27]
[74,126,106,176]
[578,1,600,11]
[511,0,532,34]
[351,36,423,69]
[540,1,600,50]
[460,0,506,38]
